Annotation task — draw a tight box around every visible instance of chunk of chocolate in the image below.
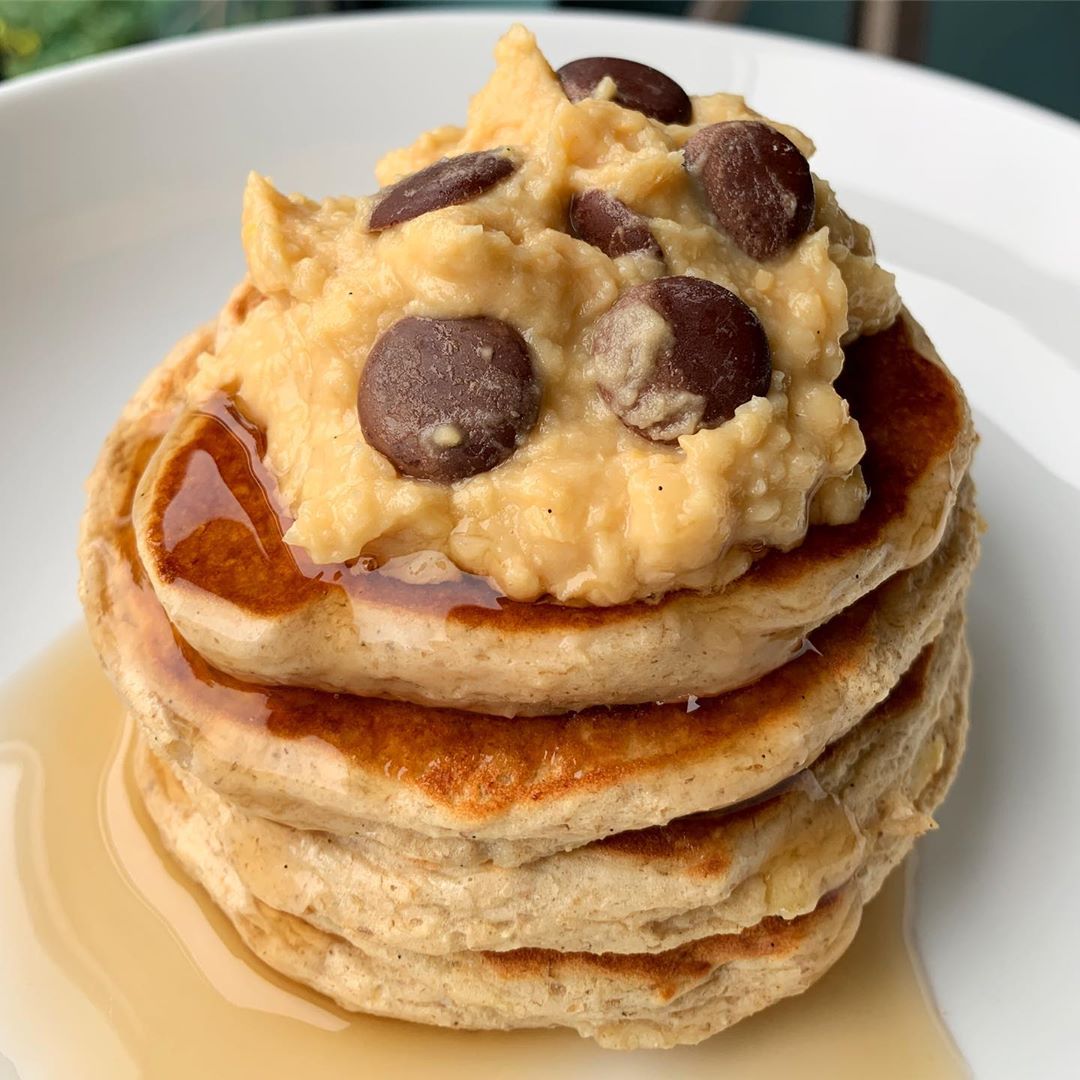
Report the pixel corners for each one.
[591,276,771,443]
[368,150,516,231]
[556,57,692,125]
[570,189,663,260]
[684,121,814,261]
[358,316,540,482]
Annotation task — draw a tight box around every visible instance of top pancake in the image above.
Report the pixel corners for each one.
[80,362,977,850]
[128,291,974,715]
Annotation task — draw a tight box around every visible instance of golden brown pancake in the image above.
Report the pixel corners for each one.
[134,652,968,1048]
[79,293,978,852]
[125,297,974,715]
[82,418,976,853]
[133,608,965,956]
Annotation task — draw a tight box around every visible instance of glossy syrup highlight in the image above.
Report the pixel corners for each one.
[143,395,503,617]
[0,627,968,1079]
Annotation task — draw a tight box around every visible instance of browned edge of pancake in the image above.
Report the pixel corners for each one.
[595,634,937,864]
[480,887,852,1003]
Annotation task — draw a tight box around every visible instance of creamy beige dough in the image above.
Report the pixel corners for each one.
[187,25,900,604]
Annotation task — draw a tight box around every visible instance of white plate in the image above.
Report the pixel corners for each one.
[2,10,1078,1077]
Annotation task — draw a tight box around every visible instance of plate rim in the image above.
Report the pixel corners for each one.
[2,7,1079,146]
[2,11,1078,1076]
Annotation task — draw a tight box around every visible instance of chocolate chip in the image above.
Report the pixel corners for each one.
[570,189,663,260]
[591,276,771,442]
[684,121,814,261]
[368,150,516,231]
[357,316,540,483]
[556,57,692,125]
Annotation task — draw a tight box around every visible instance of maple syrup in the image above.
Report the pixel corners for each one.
[0,626,968,1078]
[143,394,503,617]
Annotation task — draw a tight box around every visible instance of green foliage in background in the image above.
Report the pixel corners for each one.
[0,0,328,77]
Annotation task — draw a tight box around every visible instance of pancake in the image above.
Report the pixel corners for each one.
[81,419,977,853]
[135,656,968,1049]
[76,30,980,1052]
[125,291,975,715]
[134,609,966,956]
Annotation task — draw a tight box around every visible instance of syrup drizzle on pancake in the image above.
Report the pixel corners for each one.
[144,394,504,617]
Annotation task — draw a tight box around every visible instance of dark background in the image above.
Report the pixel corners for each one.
[1,1,1077,121]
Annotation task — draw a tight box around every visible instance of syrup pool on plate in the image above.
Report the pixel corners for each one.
[0,628,968,1079]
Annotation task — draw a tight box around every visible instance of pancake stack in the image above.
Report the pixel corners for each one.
[79,32,978,1050]
[79,306,976,1050]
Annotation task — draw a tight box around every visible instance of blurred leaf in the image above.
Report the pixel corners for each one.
[0,1,159,75]
[0,0,332,77]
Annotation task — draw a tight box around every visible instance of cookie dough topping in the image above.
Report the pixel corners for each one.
[190,25,900,604]
[556,56,692,124]
[357,316,540,483]
[569,189,663,260]
[685,121,816,261]
[592,277,771,443]
[369,149,517,231]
